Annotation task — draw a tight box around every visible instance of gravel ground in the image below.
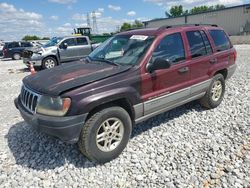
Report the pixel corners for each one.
[0,45,249,188]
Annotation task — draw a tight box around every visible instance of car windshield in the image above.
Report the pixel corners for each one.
[89,35,155,66]
[43,37,63,48]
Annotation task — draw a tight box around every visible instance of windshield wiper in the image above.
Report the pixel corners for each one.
[91,58,120,66]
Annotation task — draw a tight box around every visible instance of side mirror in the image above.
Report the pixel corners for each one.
[147,58,171,73]
[60,43,68,49]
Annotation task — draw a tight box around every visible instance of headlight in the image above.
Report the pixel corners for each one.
[36,96,71,116]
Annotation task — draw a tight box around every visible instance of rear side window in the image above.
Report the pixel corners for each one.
[209,30,231,52]
[200,31,212,54]
[8,42,20,48]
[152,33,185,64]
[186,31,207,58]
[77,38,88,45]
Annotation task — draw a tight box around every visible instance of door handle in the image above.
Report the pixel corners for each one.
[210,59,217,64]
[178,67,189,74]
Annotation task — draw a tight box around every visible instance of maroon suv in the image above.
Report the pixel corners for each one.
[15,24,237,163]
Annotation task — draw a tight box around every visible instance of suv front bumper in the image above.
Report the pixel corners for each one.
[14,97,88,143]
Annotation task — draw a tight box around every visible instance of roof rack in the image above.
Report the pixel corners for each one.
[158,24,218,30]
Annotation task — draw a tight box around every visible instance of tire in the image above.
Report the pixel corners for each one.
[200,73,225,109]
[78,106,132,163]
[12,53,21,60]
[42,57,57,69]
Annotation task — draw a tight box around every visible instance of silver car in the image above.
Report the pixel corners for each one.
[23,36,99,69]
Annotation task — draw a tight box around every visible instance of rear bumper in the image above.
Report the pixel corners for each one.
[14,97,88,143]
[227,64,237,80]
[23,58,42,67]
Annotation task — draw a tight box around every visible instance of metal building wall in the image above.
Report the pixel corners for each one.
[145,5,250,35]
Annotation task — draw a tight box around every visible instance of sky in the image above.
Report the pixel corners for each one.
[0,0,249,40]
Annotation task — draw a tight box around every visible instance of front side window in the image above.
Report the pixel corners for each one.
[89,35,155,66]
[21,42,32,47]
[63,38,76,46]
[152,33,185,64]
[209,30,231,52]
[186,31,207,58]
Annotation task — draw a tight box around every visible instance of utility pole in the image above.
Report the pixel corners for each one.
[92,11,98,34]
[87,13,91,27]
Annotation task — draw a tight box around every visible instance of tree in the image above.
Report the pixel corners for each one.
[132,20,144,28]
[120,22,132,32]
[190,4,225,14]
[22,35,41,41]
[120,20,143,32]
[170,5,183,17]
[42,37,50,40]
[190,5,209,14]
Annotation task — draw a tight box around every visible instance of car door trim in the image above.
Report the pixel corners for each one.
[134,79,211,123]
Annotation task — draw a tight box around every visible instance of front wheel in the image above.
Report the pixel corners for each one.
[78,106,132,163]
[200,73,225,109]
[42,57,57,69]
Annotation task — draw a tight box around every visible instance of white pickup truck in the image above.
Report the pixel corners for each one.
[23,36,100,69]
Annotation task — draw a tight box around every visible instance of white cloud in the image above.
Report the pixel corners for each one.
[127,11,136,16]
[50,15,58,21]
[48,0,77,4]
[144,0,243,9]
[72,13,87,21]
[108,4,121,11]
[98,8,104,13]
[0,3,44,40]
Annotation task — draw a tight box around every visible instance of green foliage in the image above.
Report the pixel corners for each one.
[168,4,226,17]
[42,37,50,40]
[22,35,50,41]
[120,20,143,32]
[170,5,183,17]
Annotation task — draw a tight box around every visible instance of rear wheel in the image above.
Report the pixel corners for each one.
[12,53,21,60]
[200,73,225,109]
[42,57,57,69]
[78,106,132,163]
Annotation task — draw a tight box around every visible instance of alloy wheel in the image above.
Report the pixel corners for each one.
[96,118,124,152]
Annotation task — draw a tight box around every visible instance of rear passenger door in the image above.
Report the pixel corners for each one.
[59,38,78,62]
[185,30,214,95]
[76,37,92,58]
[208,29,234,67]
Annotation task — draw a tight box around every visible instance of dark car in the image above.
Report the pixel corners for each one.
[3,41,33,60]
[15,24,237,163]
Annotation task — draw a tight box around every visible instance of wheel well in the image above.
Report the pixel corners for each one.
[86,98,135,123]
[215,69,228,79]
[43,55,59,65]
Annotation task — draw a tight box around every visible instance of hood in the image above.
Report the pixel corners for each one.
[23,61,131,96]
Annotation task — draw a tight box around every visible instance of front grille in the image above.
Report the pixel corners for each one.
[20,85,41,113]
[22,50,33,58]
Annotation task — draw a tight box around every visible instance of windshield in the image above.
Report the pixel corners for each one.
[43,37,63,48]
[89,35,155,66]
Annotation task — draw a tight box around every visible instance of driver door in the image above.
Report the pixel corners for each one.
[59,38,78,62]
[142,32,191,115]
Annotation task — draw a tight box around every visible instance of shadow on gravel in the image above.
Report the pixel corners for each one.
[6,122,97,171]
[6,101,204,171]
[1,58,16,61]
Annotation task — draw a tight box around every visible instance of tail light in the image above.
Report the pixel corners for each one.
[233,49,237,62]
[3,48,8,54]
